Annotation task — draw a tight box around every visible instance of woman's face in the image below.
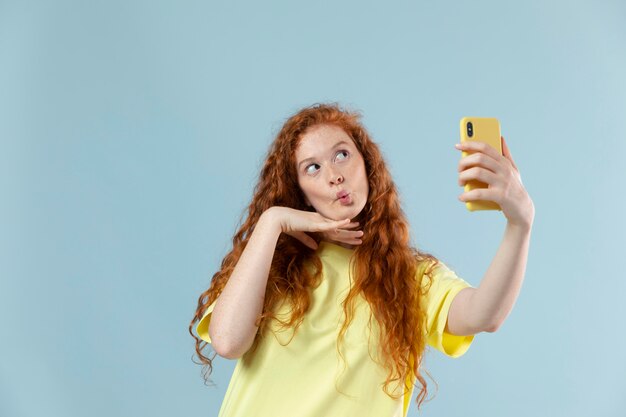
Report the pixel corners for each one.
[295,124,369,221]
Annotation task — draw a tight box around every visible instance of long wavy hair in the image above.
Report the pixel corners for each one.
[189,102,443,411]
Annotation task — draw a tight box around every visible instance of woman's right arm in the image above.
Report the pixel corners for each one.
[208,207,354,359]
[208,207,283,359]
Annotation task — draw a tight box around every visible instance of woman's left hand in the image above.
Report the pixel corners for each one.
[456,136,535,229]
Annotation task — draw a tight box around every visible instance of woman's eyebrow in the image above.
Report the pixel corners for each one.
[298,140,350,169]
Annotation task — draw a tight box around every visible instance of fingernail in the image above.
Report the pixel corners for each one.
[454,143,461,148]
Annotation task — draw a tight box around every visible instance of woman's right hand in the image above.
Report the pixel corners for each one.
[264,206,356,250]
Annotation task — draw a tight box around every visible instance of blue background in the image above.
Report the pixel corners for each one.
[1,1,625,416]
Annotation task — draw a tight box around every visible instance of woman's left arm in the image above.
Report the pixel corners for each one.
[447,137,535,334]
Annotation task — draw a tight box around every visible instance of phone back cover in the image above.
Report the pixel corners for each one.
[459,117,502,211]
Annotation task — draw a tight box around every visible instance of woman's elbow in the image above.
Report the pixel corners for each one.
[210,332,249,360]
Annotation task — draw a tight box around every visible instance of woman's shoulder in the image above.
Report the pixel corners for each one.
[415,255,441,275]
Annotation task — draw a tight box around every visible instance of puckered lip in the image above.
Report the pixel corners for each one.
[336,190,349,199]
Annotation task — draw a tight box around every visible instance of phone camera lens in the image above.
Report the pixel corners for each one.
[467,122,473,138]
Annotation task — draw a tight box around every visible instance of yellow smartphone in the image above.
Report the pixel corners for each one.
[459,117,503,212]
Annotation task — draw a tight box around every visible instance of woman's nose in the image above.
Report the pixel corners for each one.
[328,168,343,184]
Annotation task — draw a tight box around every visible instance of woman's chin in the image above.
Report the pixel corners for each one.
[318,204,366,221]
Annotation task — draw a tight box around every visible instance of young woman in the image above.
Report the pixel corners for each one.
[189,103,534,417]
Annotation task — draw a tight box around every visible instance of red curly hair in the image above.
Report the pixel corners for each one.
[188,102,443,411]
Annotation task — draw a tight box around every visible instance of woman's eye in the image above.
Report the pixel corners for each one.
[336,150,349,160]
[304,151,348,175]
[305,164,320,175]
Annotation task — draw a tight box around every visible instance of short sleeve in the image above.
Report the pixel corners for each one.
[196,299,217,344]
[420,260,476,358]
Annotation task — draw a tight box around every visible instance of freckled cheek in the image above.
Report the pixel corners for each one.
[355,165,367,183]
[302,184,328,203]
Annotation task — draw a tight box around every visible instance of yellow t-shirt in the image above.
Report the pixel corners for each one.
[196,240,475,417]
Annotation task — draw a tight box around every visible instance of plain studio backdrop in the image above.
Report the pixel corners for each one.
[1,1,624,416]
